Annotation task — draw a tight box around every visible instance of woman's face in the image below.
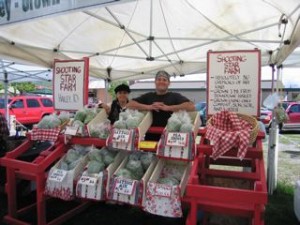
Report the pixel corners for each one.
[116,91,129,102]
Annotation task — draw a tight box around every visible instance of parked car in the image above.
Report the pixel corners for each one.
[279,101,300,132]
[0,95,55,125]
[260,107,272,130]
[195,102,207,126]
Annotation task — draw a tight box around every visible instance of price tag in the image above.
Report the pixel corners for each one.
[166,132,188,147]
[78,176,97,186]
[113,129,131,143]
[153,184,172,197]
[48,169,67,182]
[114,178,136,195]
[65,126,79,135]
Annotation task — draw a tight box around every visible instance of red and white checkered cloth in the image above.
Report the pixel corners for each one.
[205,110,252,160]
[31,126,61,142]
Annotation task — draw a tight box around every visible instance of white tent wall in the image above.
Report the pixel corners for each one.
[0,0,299,81]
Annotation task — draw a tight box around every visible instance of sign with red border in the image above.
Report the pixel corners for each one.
[207,50,261,117]
[53,58,89,111]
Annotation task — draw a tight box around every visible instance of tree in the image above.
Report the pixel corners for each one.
[11,82,35,94]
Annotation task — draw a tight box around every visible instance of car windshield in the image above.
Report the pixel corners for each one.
[281,102,289,110]
[0,99,11,109]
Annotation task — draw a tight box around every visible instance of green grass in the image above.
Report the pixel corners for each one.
[265,181,299,225]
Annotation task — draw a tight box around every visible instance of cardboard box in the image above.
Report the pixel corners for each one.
[75,151,126,201]
[156,111,200,160]
[44,153,88,201]
[144,159,191,218]
[106,111,152,151]
[108,153,158,206]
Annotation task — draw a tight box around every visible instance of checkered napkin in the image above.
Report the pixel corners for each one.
[31,126,61,142]
[205,110,252,160]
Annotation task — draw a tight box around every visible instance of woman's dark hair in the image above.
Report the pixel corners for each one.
[114,84,131,94]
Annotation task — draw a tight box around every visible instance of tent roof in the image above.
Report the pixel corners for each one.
[0,0,299,81]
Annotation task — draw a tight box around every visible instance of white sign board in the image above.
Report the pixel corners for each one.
[48,169,67,182]
[53,58,89,111]
[0,0,133,26]
[207,50,261,117]
[114,178,136,195]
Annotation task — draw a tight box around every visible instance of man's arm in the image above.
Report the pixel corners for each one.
[126,100,152,111]
[159,101,195,112]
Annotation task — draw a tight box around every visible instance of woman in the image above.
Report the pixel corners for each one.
[101,84,131,124]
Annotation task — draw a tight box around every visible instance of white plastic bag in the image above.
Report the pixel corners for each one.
[263,93,280,110]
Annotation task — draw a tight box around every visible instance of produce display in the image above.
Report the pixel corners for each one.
[37,114,63,129]
[157,163,186,186]
[166,111,193,132]
[89,119,111,139]
[57,145,89,171]
[73,108,99,125]
[113,109,144,129]
[116,152,155,180]
[86,147,118,175]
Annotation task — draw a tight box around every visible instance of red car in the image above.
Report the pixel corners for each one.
[0,95,55,125]
[280,102,300,132]
[260,107,272,130]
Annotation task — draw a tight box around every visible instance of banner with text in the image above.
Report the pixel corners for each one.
[53,58,89,111]
[207,49,261,117]
[0,0,132,26]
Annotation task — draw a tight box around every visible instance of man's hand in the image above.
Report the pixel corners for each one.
[152,102,170,112]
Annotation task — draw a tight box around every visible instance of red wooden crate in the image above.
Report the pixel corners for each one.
[183,131,267,225]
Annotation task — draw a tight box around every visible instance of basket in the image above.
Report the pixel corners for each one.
[207,113,259,144]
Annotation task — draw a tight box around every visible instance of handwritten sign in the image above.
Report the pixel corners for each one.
[65,126,79,136]
[207,50,261,117]
[113,129,131,143]
[166,132,188,147]
[48,169,67,182]
[114,178,136,195]
[153,184,172,197]
[78,176,97,186]
[53,58,89,111]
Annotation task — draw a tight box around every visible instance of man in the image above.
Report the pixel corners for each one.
[126,70,195,140]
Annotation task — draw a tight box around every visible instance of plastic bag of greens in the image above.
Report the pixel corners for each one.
[87,160,105,174]
[157,177,180,186]
[84,110,96,124]
[140,153,155,171]
[116,168,134,179]
[58,111,71,124]
[126,115,140,129]
[125,159,144,180]
[74,110,87,123]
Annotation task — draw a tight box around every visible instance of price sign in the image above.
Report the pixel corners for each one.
[114,178,136,195]
[48,169,67,182]
[166,132,188,147]
[153,184,172,197]
[65,126,79,135]
[78,176,97,186]
[113,129,131,143]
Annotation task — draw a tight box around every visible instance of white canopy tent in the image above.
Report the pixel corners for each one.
[0,0,300,195]
[0,0,299,81]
